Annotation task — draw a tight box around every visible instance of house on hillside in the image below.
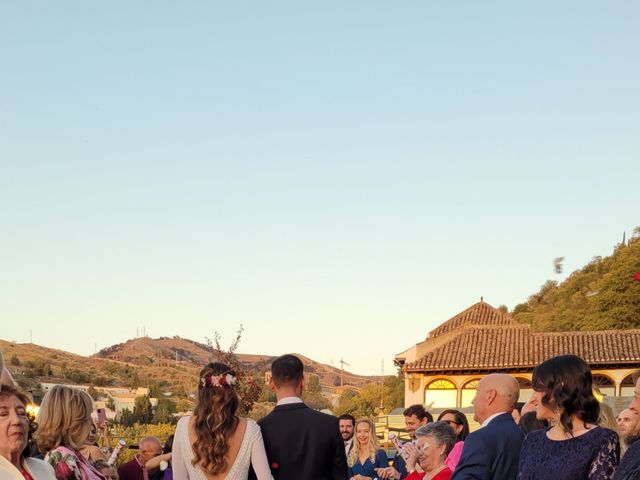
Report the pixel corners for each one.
[395,301,640,409]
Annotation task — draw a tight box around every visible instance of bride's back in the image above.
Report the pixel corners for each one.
[187,415,248,479]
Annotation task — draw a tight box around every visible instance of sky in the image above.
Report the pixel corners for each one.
[1,2,639,375]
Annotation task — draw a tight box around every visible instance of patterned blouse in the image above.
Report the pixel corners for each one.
[517,426,619,480]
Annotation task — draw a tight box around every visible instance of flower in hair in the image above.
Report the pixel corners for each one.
[201,372,238,388]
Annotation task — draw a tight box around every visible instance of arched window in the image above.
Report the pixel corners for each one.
[425,378,457,409]
[515,377,533,405]
[592,374,616,398]
[621,374,636,397]
[461,379,480,408]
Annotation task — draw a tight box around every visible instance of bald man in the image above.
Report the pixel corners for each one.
[617,408,639,444]
[118,436,164,480]
[451,374,524,480]
[615,376,640,480]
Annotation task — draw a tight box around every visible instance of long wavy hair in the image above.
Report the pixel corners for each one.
[191,362,240,475]
[347,418,379,468]
[531,354,600,435]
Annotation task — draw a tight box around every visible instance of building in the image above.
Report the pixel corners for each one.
[395,301,640,409]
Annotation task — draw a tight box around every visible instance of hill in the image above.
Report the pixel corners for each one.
[512,231,640,332]
[94,336,379,388]
[1,337,378,396]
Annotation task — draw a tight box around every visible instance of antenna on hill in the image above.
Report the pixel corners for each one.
[623,231,626,246]
[30,330,33,344]
[339,357,350,387]
[380,359,386,409]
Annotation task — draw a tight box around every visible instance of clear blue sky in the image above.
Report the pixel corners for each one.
[1,2,638,375]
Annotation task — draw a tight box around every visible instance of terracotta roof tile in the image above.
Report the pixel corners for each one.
[428,301,517,338]
[406,302,640,373]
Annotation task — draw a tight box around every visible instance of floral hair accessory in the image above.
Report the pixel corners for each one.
[201,372,238,388]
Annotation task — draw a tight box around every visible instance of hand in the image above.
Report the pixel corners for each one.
[375,467,400,480]
[403,442,420,471]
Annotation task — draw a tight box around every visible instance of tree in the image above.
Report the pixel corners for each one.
[133,395,153,424]
[9,354,20,366]
[87,386,99,400]
[176,399,191,413]
[302,374,329,410]
[384,371,405,409]
[152,398,177,424]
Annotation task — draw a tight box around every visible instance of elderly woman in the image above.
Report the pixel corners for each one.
[0,384,56,479]
[402,422,456,480]
[36,385,106,480]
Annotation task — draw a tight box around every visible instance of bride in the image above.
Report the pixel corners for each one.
[172,362,273,480]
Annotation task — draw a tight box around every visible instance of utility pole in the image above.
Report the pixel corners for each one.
[30,330,32,344]
[380,359,385,409]
[339,357,350,387]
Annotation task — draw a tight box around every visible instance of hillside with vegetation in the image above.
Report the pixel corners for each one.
[512,230,640,332]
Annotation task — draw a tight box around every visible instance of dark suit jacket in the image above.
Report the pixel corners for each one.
[451,412,524,480]
[257,402,348,480]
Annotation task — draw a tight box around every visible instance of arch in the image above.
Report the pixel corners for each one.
[621,373,637,397]
[515,377,533,404]
[425,378,457,409]
[592,373,616,398]
[461,378,481,408]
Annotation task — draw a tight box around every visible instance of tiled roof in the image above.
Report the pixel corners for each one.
[428,301,517,338]
[407,326,640,372]
[407,302,640,372]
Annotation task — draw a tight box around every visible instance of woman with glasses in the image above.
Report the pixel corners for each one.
[436,410,469,471]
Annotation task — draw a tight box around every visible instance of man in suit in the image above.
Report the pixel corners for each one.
[451,374,524,480]
[258,354,348,480]
[338,413,356,458]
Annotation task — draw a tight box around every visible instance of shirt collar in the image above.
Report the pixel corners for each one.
[481,412,504,427]
[276,396,304,406]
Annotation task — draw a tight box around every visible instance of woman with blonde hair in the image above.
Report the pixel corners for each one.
[36,385,105,480]
[171,362,272,479]
[347,417,388,480]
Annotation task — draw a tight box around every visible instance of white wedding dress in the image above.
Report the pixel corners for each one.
[172,415,274,480]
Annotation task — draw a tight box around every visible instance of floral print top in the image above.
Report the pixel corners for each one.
[46,446,106,480]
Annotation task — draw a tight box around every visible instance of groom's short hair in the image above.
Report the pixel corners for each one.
[271,354,304,388]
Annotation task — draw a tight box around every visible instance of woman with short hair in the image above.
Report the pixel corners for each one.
[403,422,456,480]
[36,385,106,480]
[0,384,56,480]
[517,354,619,480]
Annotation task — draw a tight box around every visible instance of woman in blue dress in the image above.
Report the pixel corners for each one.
[347,418,388,480]
[517,354,620,480]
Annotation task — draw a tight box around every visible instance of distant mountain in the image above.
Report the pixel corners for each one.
[513,232,640,332]
[0,337,378,396]
[94,336,379,388]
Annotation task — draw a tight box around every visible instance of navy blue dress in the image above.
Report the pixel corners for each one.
[517,426,620,480]
[348,449,389,478]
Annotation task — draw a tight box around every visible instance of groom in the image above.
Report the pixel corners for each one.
[256,354,348,480]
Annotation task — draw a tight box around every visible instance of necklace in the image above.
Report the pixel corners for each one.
[426,464,447,479]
